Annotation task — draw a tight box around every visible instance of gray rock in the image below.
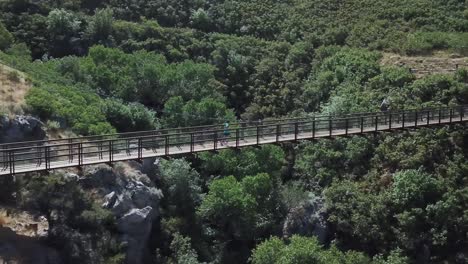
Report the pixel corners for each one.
[0,115,46,143]
[111,193,133,216]
[63,173,79,183]
[83,164,117,188]
[83,163,162,264]
[102,191,117,209]
[117,207,154,235]
[282,194,329,244]
[117,207,155,264]
[140,157,158,179]
[131,181,161,208]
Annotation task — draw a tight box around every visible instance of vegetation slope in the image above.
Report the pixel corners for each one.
[1,0,468,263]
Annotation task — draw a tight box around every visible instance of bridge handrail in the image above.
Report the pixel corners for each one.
[1,104,466,175]
[1,104,463,149]
[0,105,464,153]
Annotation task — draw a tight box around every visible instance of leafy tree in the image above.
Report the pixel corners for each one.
[159,159,202,218]
[251,236,371,264]
[390,170,443,208]
[190,8,212,31]
[86,8,114,45]
[103,99,159,132]
[0,22,14,50]
[163,97,235,127]
[46,9,83,56]
[373,249,410,264]
[169,233,202,264]
[198,175,256,241]
[198,145,285,179]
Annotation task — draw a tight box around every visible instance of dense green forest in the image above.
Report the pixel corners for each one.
[1,0,468,263]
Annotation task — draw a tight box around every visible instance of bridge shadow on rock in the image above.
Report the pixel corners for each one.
[0,227,61,264]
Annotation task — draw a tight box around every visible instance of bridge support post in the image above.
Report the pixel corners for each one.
[99,142,103,160]
[389,113,392,129]
[45,146,50,170]
[439,108,442,124]
[68,138,73,162]
[375,115,378,132]
[427,111,430,125]
[214,132,218,151]
[36,146,42,166]
[450,109,453,123]
[8,150,14,175]
[460,106,464,122]
[345,118,349,136]
[294,123,299,142]
[329,118,332,137]
[360,117,364,133]
[257,126,260,145]
[415,111,418,127]
[190,133,195,153]
[276,125,280,143]
[2,146,6,170]
[109,140,113,163]
[402,112,405,129]
[312,120,316,138]
[165,136,169,156]
[138,138,143,161]
[126,139,131,156]
[236,129,240,148]
[78,143,83,167]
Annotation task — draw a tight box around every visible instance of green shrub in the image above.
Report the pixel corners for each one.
[26,84,115,135]
[0,22,13,51]
[403,33,436,55]
[46,120,61,130]
[251,236,371,264]
[103,99,159,132]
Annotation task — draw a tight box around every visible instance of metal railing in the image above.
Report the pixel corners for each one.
[0,105,466,175]
[0,105,445,150]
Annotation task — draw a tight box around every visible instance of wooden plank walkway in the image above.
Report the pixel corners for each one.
[0,106,466,176]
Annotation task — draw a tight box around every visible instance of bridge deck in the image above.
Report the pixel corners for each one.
[0,106,466,175]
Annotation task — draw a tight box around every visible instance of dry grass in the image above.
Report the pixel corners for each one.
[381,52,468,78]
[0,63,31,116]
[0,208,48,238]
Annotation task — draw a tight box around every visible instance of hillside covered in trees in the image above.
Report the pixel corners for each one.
[1,0,468,263]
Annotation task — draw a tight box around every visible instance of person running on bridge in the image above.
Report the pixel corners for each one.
[221,121,230,146]
[380,98,390,113]
[380,98,391,124]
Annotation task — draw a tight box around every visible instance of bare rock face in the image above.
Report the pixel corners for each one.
[282,195,329,244]
[0,115,46,143]
[82,162,163,264]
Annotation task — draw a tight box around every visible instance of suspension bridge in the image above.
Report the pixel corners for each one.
[1,105,467,176]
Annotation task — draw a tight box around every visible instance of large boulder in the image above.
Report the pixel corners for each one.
[82,162,162,264]
[282,194,329,244]
[0,115,46,143]
[117,207,154,236]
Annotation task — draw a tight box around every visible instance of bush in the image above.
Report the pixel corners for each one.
[103,99,159,132]
[46,120,61,130]
[26,84,115,135]
[403,34,435,55]
[0,22,13,50]
[7,70,20,82]
[251,236,371,264]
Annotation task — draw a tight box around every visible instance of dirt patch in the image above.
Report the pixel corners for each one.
[0,208,59,263]
[0,208,49,238]
[381,52,468,78]
[0,63,31,116]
